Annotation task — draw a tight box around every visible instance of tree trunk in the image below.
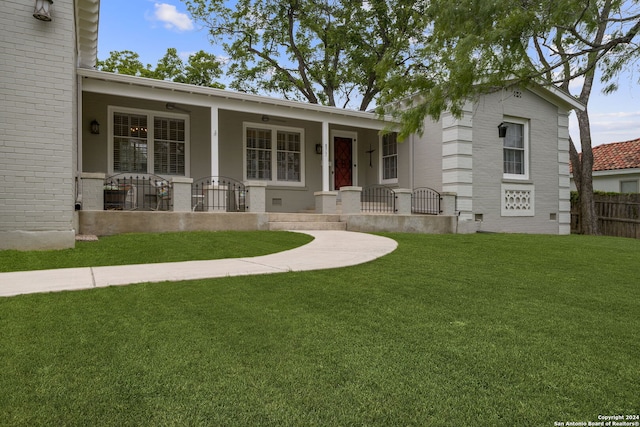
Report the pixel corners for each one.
[575,109,600,235]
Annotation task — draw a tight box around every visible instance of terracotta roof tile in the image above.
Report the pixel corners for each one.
[571,138,640,173]
[591,138,640,171]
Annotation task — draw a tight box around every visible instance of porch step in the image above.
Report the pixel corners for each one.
[268,213,346,231]
[300,201,343,215]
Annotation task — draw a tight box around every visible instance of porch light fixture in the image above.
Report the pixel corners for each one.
[90,119,100,135]
[261,115,270,122]
[498,122,508,138]
[315,144,322,155]
[33,0,53,21]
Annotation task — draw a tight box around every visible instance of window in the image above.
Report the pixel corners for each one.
[154,117,185,175]
[246,127,272,180]
[113,113,148,173]
[620,180,638,193]
[244,123,304,186]
[109,107,189,176]
[502,120,529,180]
[277,130,301,182]
[382,132,398,182]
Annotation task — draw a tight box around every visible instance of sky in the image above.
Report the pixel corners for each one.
[97,0,640,148]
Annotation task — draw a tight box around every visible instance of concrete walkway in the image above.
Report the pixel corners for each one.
[0,231,398,298]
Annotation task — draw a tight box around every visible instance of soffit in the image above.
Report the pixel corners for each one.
[76,0,100,69]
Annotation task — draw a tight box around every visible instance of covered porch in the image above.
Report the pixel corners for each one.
[76,69,458,235]
[78,69,397,213]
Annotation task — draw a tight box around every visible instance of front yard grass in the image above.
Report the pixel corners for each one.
[0,233,638,426]
[0,231,313,272]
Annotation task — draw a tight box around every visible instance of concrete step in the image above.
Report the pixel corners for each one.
[268,221,347,231]
[268,213,342,223]
[300,201,343,215]
[268,212,346,231]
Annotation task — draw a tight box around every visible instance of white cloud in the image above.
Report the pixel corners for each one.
[570,110,640,148]
[153,3,194,32]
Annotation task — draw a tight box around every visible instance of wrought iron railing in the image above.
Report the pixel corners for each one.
[411,187,442,215]
[361,185,396,213]
[191,176,246,212]
[103,174,172,211]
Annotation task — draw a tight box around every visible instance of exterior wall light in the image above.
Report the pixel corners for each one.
[498,122,508,138]
[315,144,322,155]
[90,119,100,135]
[33,0,53,21]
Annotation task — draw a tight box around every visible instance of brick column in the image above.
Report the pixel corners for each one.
[314,191,338,214]
[441,192,457,216]
[340,186,362,214]
[79,173,106,211]
[394,188,412,215]
[245,181,267,212]
[170,177,193,212]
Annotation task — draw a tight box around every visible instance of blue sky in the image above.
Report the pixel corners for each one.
[97,0,640,147]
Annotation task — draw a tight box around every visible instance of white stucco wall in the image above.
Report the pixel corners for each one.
[0,0,77,249]
[571,170,640,193]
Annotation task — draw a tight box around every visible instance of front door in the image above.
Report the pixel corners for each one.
[334,136,353,190]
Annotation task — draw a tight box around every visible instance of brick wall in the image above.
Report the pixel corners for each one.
[0,0,76,249]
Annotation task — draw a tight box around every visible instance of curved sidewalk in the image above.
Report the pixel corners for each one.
[0,231,398,298]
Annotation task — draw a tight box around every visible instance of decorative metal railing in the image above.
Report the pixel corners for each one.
[411,187,442,215]
[361,185,396,213]
[191,176,246,212]
[103,174,172,211]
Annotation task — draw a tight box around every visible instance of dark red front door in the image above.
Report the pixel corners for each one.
[334,137,352,189]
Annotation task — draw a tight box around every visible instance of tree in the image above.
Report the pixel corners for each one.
[378,0,640,235]
[97,48,225,88]
[183,0,430,110]
[153,48,185,81]
[96,50,154,77]
[175,51,225,88]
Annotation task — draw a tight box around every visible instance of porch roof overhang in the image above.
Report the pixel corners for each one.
[78,68,396,130]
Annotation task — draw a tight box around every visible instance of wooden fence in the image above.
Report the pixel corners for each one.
[571,193,640,238]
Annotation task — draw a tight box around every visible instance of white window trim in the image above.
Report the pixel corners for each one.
[502,117,529,181]
[242,122,306,187]
[107,106,190,177]
[380,132,398,185]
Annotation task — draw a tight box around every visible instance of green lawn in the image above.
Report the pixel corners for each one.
[1,233,638,426]
[0,231,313,272]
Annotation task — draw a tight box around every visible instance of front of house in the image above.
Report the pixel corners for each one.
[0,0,583,251]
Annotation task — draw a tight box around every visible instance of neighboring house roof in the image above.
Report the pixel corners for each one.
[591,138,640,171]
